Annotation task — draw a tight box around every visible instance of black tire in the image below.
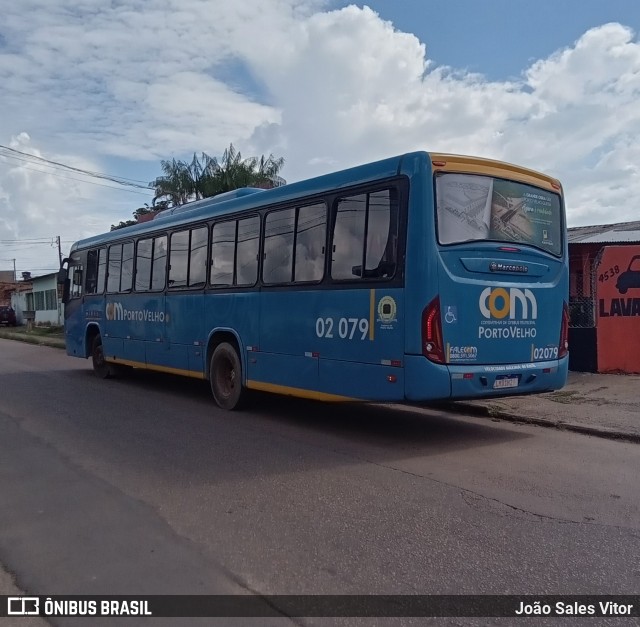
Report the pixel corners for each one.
[91,335,114,379]
[210,342,244,410]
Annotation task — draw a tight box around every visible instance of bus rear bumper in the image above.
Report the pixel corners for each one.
[404,354,569,402]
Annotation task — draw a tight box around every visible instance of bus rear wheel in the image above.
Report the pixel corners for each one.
[91,335,115,379]
[210,342,244,410]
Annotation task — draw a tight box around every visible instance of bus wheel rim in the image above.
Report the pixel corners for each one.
[216,357,235,399]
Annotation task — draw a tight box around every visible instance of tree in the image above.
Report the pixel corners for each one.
[151,144,285,207]
[150,155,211,207]
[110,201,170,231]
[110,145,284,231]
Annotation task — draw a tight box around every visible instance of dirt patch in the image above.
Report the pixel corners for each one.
[545,390,589,404]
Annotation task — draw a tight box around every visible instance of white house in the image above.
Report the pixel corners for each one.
[24,272,63,325]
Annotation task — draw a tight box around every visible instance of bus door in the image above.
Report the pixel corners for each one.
[82,246,145,363]
[103,241,137,362]
[62,252,87,358]
[131,235,169,369]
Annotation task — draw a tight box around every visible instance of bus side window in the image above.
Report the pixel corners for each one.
[151,236,167,290]
[169,230,189,288]
[211,217,260,287]
[70,265,84,299]
[121,242,134,292]
[236,216,259,286]
[263,209,295,284]
[294,203,326,283]
[263,204,326,285]
[107,245,122,293]
[189,227,208,287]
[211,221,236,287]
[106,242,133,293]
[136,239,153,291]
[366,189,397,278]
[85,250,99,294]
[331,188,397,280]
[96,248,107,294]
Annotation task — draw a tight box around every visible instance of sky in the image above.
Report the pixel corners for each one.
[1,0,640,276]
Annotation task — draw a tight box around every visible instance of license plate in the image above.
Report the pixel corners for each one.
[493,375,519,389]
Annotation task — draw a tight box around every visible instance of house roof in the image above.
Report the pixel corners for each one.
[568,220,640,244]
[30,271,58,281]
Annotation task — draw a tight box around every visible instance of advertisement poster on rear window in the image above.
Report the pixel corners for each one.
[436,174,562,255]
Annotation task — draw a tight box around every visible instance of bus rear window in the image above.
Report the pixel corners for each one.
[435,173,562,256]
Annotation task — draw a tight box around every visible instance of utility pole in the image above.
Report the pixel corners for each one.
[12,258,16,282]
[56,236,62,267]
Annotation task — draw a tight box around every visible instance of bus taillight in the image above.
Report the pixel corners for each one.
[558,301,569,358]
[422,297,445,364]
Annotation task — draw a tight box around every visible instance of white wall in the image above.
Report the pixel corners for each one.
[10,291,28,325]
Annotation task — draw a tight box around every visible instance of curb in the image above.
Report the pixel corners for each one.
[447,401,640,444]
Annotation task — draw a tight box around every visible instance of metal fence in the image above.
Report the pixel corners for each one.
[569,249,601,328]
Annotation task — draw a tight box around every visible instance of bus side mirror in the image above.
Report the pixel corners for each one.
[57,268,70,304]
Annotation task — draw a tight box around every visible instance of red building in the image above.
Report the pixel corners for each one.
[568,220,640,373]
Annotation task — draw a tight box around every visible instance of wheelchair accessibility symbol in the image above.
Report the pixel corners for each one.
[444,306,457,324]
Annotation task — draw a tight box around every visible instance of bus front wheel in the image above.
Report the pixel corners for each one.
[91,335,115,379]
[210,342,244,410]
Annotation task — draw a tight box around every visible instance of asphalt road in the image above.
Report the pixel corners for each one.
[0,339,639,625]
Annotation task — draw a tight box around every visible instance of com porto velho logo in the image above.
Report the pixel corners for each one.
[106,302,165,323]
[106,302,124,321]
[479,287,538,320]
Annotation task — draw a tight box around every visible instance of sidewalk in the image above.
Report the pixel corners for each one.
[451,371,640,442]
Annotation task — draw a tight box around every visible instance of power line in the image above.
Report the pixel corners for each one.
[0,238,54,243]
[0,241,78,249]
[0,157,152,196]
[0,144,151,188]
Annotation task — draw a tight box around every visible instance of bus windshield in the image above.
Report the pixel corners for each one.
[435,172,562,256]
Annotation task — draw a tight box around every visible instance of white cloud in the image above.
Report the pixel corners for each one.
[1,1,640,276]
[241,13,640,228]
[0,133,147,275]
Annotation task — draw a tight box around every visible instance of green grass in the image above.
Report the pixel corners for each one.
[1,325,63,336]
[0,325,65,348]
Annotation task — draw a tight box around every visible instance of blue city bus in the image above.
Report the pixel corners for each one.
[59,151,569,409]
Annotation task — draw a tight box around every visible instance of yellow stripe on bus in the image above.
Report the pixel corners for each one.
[369,289,375,341]
[105,357,206,380]
[246,380,357,402]
[430,153,562,193]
